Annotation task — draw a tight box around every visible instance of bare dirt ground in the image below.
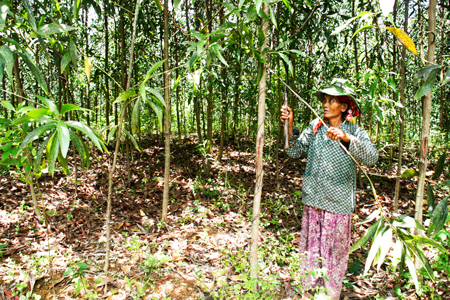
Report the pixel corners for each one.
[0,135,448,299]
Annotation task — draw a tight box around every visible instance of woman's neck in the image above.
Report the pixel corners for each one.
[328,117,343,128]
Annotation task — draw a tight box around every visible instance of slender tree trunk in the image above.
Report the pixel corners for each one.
[217,66,227,161]
[250,3,269,281]
[205,0,213,177]
[161,0,171,222]
[84,9,91,126]
[105,0,141,272]
[13,55,23,104]
[175,38,181,141]
[438,5,444,130]
[415,0,436,231]
[104,0,110,129]
[194,95,202,142]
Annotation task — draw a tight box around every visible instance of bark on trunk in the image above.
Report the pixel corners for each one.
[415,0,436,231]
[394,0,409,213]
[105,0,141,272]
[161,0,171,222]
[249,3,269,281]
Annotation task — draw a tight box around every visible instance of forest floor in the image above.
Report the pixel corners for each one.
[0,134,449,300]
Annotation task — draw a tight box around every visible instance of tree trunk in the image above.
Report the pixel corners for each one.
[394,0,409,212]
[205,0,213,177]
[249,3,269,281]
[161,0,171,222]
[84,9,90,126]
[217,66,227,161]
[104,0,110,129]
[415,0,436,231]
[104,0,141,272]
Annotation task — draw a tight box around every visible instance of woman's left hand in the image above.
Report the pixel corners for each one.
[326,127,350,143]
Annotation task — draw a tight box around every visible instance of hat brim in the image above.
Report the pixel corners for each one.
[316,85,360,116]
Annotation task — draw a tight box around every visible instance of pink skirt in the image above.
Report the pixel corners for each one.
[298,205,352,300]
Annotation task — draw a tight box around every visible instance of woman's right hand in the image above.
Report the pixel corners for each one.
[280,105,294,135]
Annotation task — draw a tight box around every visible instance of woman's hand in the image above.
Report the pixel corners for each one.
[280,106,294,135]
[326,127,351,143]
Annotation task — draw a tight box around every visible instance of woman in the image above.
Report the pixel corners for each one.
[280,79,378,299]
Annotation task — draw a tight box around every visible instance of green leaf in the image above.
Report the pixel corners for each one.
[57,151,68,175]
[73,0,81,20]
[69,39,78,68]
[426,183,436,213]
[60,103,84,115]
[349,218,382,254]
[400,169,419,179]
[60,52,71,73]
[255,0,262,14]
[0,45,13,80]
[246,4,257,22]
[442,67,450,86]
[412,235,449,254]
[427,197,449,237]
[279,53,293,75]
[405,250,420,292]
[124,129,140,151]
[140,84,163,131]
[18,53,49,94]
[77,262,89,271]
[364,225,386,275]
[57,121,70,158]
[173,0,182,12]
[46,132,59,176]
[113,90,136,104]
[36,95,57,114]
[1,100,14,112]
[413,64,441,83]
[412,244,434,280]
[27,108,52,119]
[10,115,31,126]
[16,123,56,156]
[142,59,166,84]
[131,97,141,134]
[415,68,440,99]
[37,23,77,36]
[238,0,245,9]
[65,121,103,151]
[269,5,277,29]
[443,181,450,187]
[212,44,229,67]
[392,215,424,230]
[0,1,10,31]
[352,25,373,39]
[281,0,291,13]
[432,152,447,180]
[33,134,52,172]
[147,87,165,107]
[332,16,358,35]
[289,49,306,57]
[69,130,89,170]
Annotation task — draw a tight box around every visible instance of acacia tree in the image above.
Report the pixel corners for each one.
[249,2,269,281]
[415,0,437,231]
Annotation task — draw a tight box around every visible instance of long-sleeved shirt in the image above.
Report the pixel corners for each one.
[286,118,379,215]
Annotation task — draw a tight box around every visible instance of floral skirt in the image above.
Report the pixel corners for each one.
[298,205,352,300]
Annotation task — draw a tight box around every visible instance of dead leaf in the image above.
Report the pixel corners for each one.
[385,27,418,56]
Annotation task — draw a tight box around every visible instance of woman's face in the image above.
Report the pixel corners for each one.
[322,95,347,120]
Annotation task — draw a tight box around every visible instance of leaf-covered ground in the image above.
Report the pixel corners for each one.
[0,135,449,299]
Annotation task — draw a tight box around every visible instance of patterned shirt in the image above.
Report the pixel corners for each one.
[286,118,379,215]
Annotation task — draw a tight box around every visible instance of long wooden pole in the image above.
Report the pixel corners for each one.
[283,61,289,149]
